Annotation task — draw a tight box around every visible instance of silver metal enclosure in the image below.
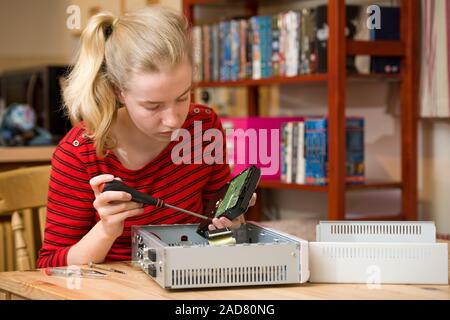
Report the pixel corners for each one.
[132,222,310,289]
[310,221,448,284]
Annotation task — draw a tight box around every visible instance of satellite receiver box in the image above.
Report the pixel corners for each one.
[132,222,310,289]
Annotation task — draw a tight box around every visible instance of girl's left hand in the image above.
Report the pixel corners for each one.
[208,193,257,231]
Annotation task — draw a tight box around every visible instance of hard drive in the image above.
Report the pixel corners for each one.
[197,165,261,237]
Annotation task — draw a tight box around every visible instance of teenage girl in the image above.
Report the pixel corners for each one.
[37,6,255,268]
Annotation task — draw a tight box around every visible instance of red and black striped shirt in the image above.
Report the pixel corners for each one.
[37,104,230,267]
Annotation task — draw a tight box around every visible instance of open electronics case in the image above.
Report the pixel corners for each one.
[132,222,310,289]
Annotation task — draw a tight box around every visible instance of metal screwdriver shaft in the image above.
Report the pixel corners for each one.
[163,203,209,220]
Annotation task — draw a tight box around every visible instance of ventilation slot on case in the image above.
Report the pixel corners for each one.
[321,246,432,260]
[318,221,436,242]
[330,224,423,236]
[171,265,288,287]
[167,242,204,247]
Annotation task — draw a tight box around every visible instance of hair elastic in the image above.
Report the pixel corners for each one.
[105,18,118,39]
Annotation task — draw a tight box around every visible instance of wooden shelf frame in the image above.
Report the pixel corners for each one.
[193,73,401,88]
[346,40,405,56]
[258,180,403,192]
[195,74,328,87]
[183,0,418,221]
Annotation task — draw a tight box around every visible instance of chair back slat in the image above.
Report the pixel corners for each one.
[38,207,47,245]
[0,222,6,271]
[12,211,31,270]
[0,165,51,214]
[21,209,37,269]
[0,165,51,271]
[4,220,14,271]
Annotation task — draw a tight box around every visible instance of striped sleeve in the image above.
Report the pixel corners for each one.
[201,111,231,213]
[37,140,96,268]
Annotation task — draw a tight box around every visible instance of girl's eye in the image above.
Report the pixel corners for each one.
[145,104,161,110]
[177,97,189,103]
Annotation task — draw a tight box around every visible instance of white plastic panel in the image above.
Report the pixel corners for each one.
[309,242,448,284]
[316,221,436,243]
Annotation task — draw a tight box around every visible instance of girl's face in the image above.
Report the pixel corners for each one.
[119,60,192,142]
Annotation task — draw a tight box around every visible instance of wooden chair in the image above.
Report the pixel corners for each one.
[0,165,51,271]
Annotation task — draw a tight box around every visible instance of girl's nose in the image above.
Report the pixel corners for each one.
[161,106,180,128]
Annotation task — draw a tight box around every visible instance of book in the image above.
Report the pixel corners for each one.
[305,118,328,185]
[304,117,365,185]
[202,24,211,82]
[219,21,226,81]
[296,121,305,184]
[245,18,253,78]
[266,16,273,77]
[259,16,267,78]
[219,21,231,81]
[346,117,365,183]
[370,6,401,74]
[230,20,240,81]
[250,16,261,79]
[238,19,248,80]
[211,24,220,81]
[192,26,203,82]
[291,122,299,183]
[260,15,273,78]
[285,11,300,77]
[300,8,317,74]
[278,12,287,76]
[281,122,289,182]
[280,121,306,183]
[285,122,293,183]
[315,5,327,73]
[271,14,281,77]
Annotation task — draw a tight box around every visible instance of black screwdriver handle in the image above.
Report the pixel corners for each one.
[99,180,164,208]
[99,179,212,222]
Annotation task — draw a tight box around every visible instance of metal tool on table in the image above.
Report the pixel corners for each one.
[88,262,126,274]
[44,267,107,279]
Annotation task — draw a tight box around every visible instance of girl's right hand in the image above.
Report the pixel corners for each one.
[90,174,145,239]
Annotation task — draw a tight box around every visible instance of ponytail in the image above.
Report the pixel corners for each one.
[63,12,118,157]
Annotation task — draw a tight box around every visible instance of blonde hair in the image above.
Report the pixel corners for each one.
[63,6,192,157]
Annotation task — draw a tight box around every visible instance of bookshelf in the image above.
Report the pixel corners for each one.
[183,0,418,221]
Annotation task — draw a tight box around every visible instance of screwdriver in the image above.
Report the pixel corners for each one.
[88,262,126,274]
[44,267,107,279]
[99,179,212,222]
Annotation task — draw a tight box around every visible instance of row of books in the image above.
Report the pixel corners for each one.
[192,8,318,82]
[192,5,401,82]
[281,117,365,185]
[220,117,364,185]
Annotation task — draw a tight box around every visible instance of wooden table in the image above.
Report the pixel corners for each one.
[0,244,449,300]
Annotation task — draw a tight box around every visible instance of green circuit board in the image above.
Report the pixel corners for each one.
[214,169,250,217]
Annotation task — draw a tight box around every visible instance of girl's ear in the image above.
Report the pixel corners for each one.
[113,84,126,104]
